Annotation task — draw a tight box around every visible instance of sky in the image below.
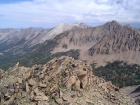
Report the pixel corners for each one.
[0,0,140,28]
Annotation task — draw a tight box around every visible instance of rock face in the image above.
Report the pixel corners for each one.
[74,22,90,28]
[89,21,140,55]
[50,20,140,66]
[87,21,140,66]
[0,56,136,105]
[0,22,89,56]
[0,68,4,79]
[0,23,90,70]
[120,85,140,105]
[1,20,140,70]
[0,27,51,58]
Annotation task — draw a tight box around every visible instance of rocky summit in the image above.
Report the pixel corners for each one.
[0,56,136,105]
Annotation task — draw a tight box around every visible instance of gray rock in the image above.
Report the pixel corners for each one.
[28,79,37,86]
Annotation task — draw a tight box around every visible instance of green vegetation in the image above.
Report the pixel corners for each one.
[18,49,80,67]
[0,31,71,70]
[0,49,80,71]
[91,61,140,88]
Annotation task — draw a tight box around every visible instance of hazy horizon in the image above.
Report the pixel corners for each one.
[0,21,140,29]
[0,0,140,28]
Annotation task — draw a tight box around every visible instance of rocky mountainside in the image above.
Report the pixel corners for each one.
[0,27,49,46]
[42,22,90,41]
[87,21,140,66]
[1,20,140,70]
[50,22,116,55]
[74,22,90,28]
[120,85,140,105]
[0,27,51,57]
[50,20,140,66]
[51,27,105,53]
[0,56,136,105]
[0,22,89,57]
[41,22,74,41]
[0,68,4,79]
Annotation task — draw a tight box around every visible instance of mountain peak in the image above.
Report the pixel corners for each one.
[103,20,122,31]
[56,22,74,29]
[59,22,69,26]
[111,20,119,24]
[105,20,122,26]
[124,24,132,28]
[74,22,90,28]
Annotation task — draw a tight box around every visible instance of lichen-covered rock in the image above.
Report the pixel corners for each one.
[0,56,136,105]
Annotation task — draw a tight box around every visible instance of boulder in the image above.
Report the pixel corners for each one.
[26,82,29,92]
[34,95,49,101]
[8,89,15,96]
[34,87,39,94]
[17,78,22,84]
[55,98,63,105]
[66,76,77,89]
[34,92,49,101]
[28,79,37,86]
[38,83,47,88]
[50,85,58,94]
[37,101,49,105]
[21,91,26,98]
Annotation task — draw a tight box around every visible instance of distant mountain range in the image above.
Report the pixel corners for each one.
[50,20,140,66]
[0,21,140,70]
[0,21,139,104]
[88,21,140,66]
[0,22,89,57]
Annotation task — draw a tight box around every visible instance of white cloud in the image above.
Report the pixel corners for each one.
[0,0,139,28]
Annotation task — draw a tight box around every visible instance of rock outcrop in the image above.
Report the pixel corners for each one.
[0,68,4,79]
[89,21,140,55]
[0,56,136,105]
[87,21,140,66]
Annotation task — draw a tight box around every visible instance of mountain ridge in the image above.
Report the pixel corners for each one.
[49,20,140,66]
[0,22,90,63]
[0,20,140,69]
[87,22,140,66]
[0,21,140,104]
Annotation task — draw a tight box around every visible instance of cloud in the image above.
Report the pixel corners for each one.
[0,0,139,28]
